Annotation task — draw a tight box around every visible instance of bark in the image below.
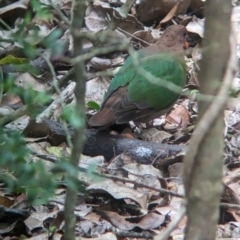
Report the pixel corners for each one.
[83,129,184,165]
[183,1,233,240]
[23,119,185,165]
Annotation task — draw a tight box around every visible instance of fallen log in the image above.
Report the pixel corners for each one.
[23,119,185,165]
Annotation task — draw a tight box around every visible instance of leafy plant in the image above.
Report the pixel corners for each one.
[0,128,56,204]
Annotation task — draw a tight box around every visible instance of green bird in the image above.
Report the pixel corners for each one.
[89,25,187,127]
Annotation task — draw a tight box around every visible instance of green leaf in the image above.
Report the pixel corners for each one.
[87,101,100,110]
[0,55,29,65]
[41,28,63,48]
[60,105,74,122]
[30,0,52,20]
[20,234,28,239]
[22,41,38,59]
[49,226,56,233]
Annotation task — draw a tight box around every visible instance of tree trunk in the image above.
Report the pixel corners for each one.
[183,1,234,240]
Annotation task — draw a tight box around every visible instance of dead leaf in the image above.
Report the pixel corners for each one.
[225,110,240,127]
[186,16,204,38]
[165,104,190,129]
[140,128,172,143]
[222,183,240,204]
[227,98,240,112]
[5,115,30,132]
[0,196,14,207]
[15,72,51,92]
[123,163,163,178]
[85,77,109,106]
[0,106,15,116]
[231,77,240,94]
[100,211,136,231]
[137,212,165,229]
[85,5,111,32]
[137,0,181,23]
[107,153,134,177]
[0,93,22,108]
[117,14,144,35]
[81,232,117,240]
[89,57,112,70]
[168,163,183,178]
[0,0,29,25]
[87,179,148,209]
[85,5,143,34]
[26,232,49,240]
[160,1,182,24]
[0,219,27,236]
[131,30,154,47]
[231,133,240,149]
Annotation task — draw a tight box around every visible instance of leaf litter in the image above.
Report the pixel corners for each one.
[1,0,240,239]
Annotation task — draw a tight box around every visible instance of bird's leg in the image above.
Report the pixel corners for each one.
[129,121,142,136]
[146,122,152,129]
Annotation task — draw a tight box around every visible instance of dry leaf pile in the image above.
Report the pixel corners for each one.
[1,0,240,239]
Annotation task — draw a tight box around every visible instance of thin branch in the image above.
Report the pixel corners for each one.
[220,203,240,211]
[117,0,136,18]
[117,27,151,46]
[0,105,27,126]
[0,19,11,30]
[41,54,74,148]
[47,0,71,25]
[58,67,75,88]
[67,42,130,64]
[31,152,184,198]
[62,0,87,239]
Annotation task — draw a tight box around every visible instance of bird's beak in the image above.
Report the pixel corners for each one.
[184,40,189,49]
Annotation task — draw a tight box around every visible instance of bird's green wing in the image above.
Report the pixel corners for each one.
[112,54,186,124]
[128,54,186,110]
[105,51,145,98]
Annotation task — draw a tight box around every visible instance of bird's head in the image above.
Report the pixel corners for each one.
[158,25,188,50]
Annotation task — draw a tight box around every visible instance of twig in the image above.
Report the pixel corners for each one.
[36,81,76,122]
[0,105,27,126]
[47,0,71,25]
[62,0,87,239]
[0,19,11,30]
[42,54,74,148]
[220,202,240,210]
[117,0,136,18]
[31,152,184,198]
[68,42,130,64]
[0,67,3,104]
[58,68,75,88]
[56,27,125,46]
[117,27,151,46]
[97,173,184,198]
